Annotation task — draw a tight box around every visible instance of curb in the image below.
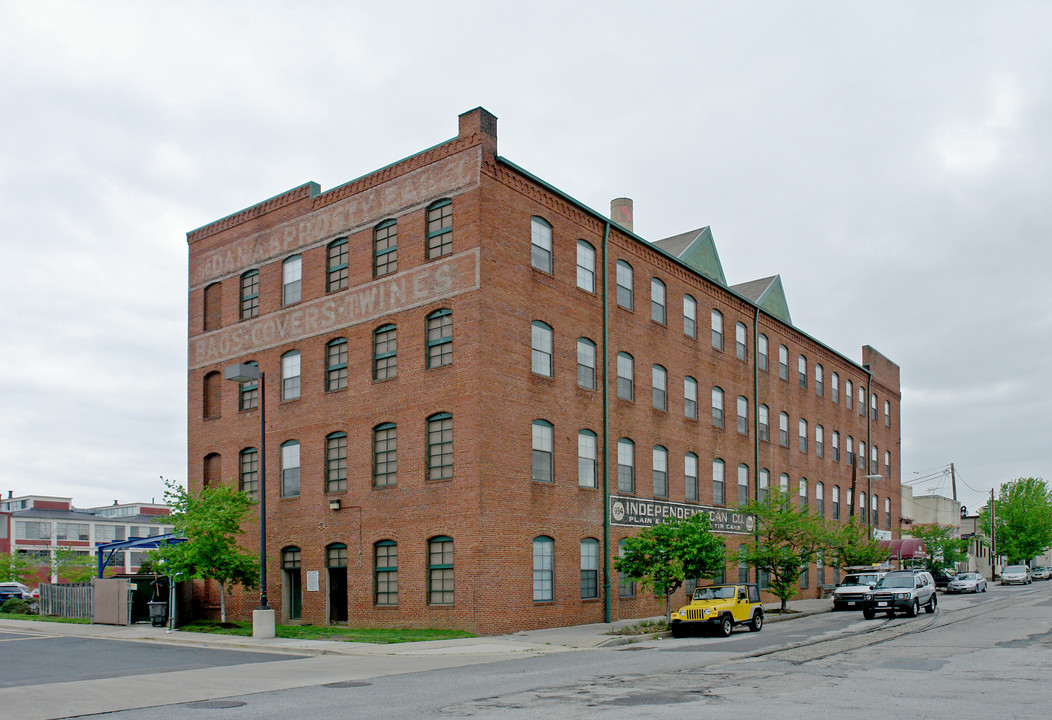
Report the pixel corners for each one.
[601,604,832,644]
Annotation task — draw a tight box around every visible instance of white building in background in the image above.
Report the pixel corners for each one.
[0,493,173,580]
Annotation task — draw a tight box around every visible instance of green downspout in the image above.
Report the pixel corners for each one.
[752,307,761,501]
[865,365,873,532]
[601,220,612,623]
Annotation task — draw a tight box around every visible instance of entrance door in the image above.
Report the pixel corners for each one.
[282,546,302,621]
[327,543,348,623]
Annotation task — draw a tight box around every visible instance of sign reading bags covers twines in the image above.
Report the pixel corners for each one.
[609,495,754,533]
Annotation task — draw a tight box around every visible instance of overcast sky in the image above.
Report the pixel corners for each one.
[1,1,1048,515]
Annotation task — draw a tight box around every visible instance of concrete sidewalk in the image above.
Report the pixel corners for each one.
[0,597,832,658]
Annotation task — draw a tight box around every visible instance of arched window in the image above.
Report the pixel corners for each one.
[779,345,789,380]
[426,309,452,368]
[713,459,725,505]
[533,536,554,601]
[846,379,854,409]
[738,463,750,504]
[577,338,597,389]
[798,355,808,388]
[326,338,348,391]
[325,432,347,493]
[616,352,634,400]
[685,453,698,502]
[373,325,397,380]
[427,412,453,481]
[758,334,769,371]
[779,412,789,447]
[684,376,698,419]
[203,371,221,420]
[530,217,553,273]
[652,365,667,410]
[832,431,841,462]
[735,322,747,361]
[239,448,258,500]
[578,429,597,488]
[832,372,840,402]
[576,240,595,292]
[759,469,770,502]
[653,446,668,498]
[711,309,724,350]
[327,237,349,292]
[281,350,301,400]
[580,538,599,599]
[712,387,725,428]
[532,420,554,483]
[617,438,634,493]
[758,404,770,441]
[816,425,824,457]
[816,481,825,517]
[203,453,221,488]
[833,485,841,519]
[427,536,454,604]
[282,255,302,306]
[616,260,633,309]
[618,539,635,597]
[650,278,666,324]
[531,321,553,377]
[815,363,824,396]
[203,282,222,331]
[427,199,452,258]
[374,540,398,605]
[374,219,397,278]
[238,360,259,410]
[683,295,697,338]
[799,419,808,453]
[326,542,348,622]
[280,440,300,497]
[737,396,748,434]
[373,422,397,487]
[240,270,259,319]
[799,478,808,510]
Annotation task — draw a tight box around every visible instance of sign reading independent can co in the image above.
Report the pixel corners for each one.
[609,495,754,534]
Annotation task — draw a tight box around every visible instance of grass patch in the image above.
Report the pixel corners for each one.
[177,620,476,644]
[0,613,91,624]
[609,619,669,635]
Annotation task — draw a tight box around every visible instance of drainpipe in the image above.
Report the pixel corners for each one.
[600,220,612,623]
[865,366,873,532]
[752,307,761,501]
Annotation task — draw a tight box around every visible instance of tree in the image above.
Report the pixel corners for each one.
[979,477,1052,565]
[150,478,258,623]
[51,547,97,584]
[614,513,726,623]
[0,552,35,583]
[739,488,825,612]
[904,524,968,573]
[823,518,889,572]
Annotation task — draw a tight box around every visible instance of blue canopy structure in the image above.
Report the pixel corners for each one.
[95,533,186,578]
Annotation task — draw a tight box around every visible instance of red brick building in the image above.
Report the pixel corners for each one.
[187,107,901,634]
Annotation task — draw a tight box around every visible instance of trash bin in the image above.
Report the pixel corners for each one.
[148,601,168,627]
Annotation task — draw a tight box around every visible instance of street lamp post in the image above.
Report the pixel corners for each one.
[224,362,275,639]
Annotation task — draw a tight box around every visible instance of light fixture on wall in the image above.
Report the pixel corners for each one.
[329,498,341,511]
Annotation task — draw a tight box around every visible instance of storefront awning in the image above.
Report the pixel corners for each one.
[878,538,926,559]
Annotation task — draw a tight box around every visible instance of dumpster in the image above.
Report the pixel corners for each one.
[148,601,168,627]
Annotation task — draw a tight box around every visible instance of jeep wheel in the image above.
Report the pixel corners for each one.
[862,608,876,620]
[718,615,733,637]
[671,623,685,639]
[749,611,764,632]
[907,599,919,617]
[926,594,937,614]
[832,601,844,611]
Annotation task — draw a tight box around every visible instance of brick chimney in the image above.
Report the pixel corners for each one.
[458,107,498,157]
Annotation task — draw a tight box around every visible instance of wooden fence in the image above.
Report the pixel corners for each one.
[38,582,93,619]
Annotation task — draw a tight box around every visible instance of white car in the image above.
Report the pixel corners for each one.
[0,581,33,602]
[1000,565,1032,585]
[832,572,885,610]
[946,572,987,593]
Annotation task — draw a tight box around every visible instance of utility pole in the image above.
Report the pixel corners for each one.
[990,488,996,577]
[950,463,957,502]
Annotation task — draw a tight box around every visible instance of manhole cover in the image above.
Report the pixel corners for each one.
[185,700,247,709]
[323,680,373,688]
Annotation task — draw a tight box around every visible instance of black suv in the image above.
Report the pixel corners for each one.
[862,570,937,618]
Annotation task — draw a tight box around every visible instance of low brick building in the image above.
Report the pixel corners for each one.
[187,107,901,634]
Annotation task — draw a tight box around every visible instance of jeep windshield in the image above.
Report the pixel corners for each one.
[842,574,877,585]
[692,586,736,601]
[874,576,913,589]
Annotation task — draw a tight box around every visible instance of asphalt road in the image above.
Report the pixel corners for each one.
[44,582,1052,720]
[0,630,300,688]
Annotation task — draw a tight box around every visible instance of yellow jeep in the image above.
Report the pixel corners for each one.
[670,583,764,638]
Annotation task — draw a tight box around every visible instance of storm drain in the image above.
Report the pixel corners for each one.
[323,680,373,688]
[185,700,247,710]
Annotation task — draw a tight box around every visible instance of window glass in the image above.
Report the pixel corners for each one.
[712,387,725,427]
[798,355,808,388]
[374,540,398,605]
[578,430,597,488]
[327,238,349,291]
[373,423,397,487]
[616,260,633,309]
[653,446,668,498]
[576,240,595,291]
[685,453,698,502]
[531,321,553,377]
[240,270,259,319]
[735,322,747,361]
[577,338,596,389]
[779,412,789,447]
[239,448,259,501]
[652,365,667,410]
[281,351,301,400]
[713,459,725,505]
[832,372,840,402]
[815,363,824,396]
[758,334,769,371]
[427,200,452,258]
[683,295,697,338]
[533,536,554,601]
[617,352,634,401]
[779,345,789,380]
[758,404,769,441]
[581,538,599,599]
[373,325,397,380]
[684,376,698,419]
[651,278,666,324]
[327,339,348,391]
[325,432,347,492]
[531,217,553,273]
[428,537,454,604]
[281,440,300,497]
[799,418,808,453]
[426,309,453,368]
[532,420,554,483]
[427,413,453,481]
[711,309,724,350]
[238,360,259,410]
[282,255,302,306]
[736,396,748,434]
[618,539,635,597]
[738,464,749,504]
[374,220,397,278]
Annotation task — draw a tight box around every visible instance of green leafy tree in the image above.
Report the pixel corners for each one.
[823,518,890,572]
[739,488,825,612]
[150,479,258,623]
[614,513,726,623]
[904,524,968,573]
[51,547,97,584]
[978,477,1052,565]
[0,552,35,583]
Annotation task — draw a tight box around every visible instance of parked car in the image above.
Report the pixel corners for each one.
[946,572,987,593]
[1000,565,1032,585]
[0,582,33,602]
[862,570,937,618]
[832,572,885,610]
[1031,566,1051,581]
[670,583,765,637]
[931,569,956,590]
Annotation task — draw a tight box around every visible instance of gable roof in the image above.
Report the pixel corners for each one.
[652,227,727,286]
[730,275,792,325]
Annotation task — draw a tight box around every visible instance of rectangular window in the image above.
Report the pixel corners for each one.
[281,352,301,400]
[375,542,398,605]
[327,340,349,391]
[240,271,259,319]
[373,326,397,381]
[281,442,300,497]
[713,460,725,505]
[282,256,302,306]
[779,345,789,381]
[325,433,347,493]
[616,261,633,309]
[577,339,596,390]
[56,523,89,541]
[581,540,599,600]
[578,431,597,488]
[617,353,634,401]
[651,279,666,324]
[685,454,698,502]
[427,414,453,481]
[533,538,554,601]
[327,239,349,292]
[711,310,724,350]
[683,295,697,338]
[653,447,668,498]
[736,322,747,361]
[652,365,667,411]
[617,440,634,493]
[684,377,698,420]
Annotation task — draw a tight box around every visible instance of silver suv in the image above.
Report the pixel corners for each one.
[862,570,937,618]
[832,572,885,610]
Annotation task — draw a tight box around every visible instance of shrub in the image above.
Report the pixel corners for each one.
[1,598,36,615]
